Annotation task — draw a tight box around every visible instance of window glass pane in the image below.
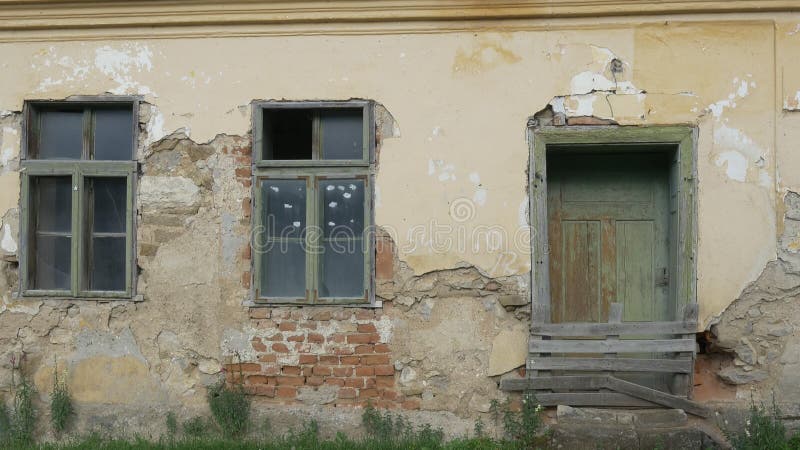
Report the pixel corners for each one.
[320,179,365,237]
[320,109,363,160]
[319,239,365,298]
[33,235,71,290]
[36,177,72,233]
[90,236,126,291]
[262,179,306,238]
[38,111,83,159]
[260,241,305,298]
[263,109,313,160]
[90,178,127,233]
[94,109,133,160]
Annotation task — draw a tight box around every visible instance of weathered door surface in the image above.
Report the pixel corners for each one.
[547,151,672,325]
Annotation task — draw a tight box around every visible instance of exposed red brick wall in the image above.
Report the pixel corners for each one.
[228,306,418,410]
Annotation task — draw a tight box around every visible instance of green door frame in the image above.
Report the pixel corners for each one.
[529,126,698,325]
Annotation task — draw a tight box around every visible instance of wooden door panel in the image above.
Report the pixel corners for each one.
[616,220,656,322]
[561,221,601,323]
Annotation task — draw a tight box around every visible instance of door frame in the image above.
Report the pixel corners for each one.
[529,126,698,325]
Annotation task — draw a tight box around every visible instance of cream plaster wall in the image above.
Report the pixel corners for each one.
[0,17,797,327]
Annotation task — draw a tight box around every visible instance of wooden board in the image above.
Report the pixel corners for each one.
[529,338,695,354]
[530,357,692,373]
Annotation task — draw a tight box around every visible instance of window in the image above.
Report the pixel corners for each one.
[252,101,374,305]
[20,99,137,298]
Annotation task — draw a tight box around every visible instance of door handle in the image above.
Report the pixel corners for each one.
[655,267,669,287]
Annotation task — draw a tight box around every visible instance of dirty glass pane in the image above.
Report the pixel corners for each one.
[320,109,363,160]
[263,109,313,160]
[320,179,364,237]
[262,179,306,238]
[38,111,83,159]
[260,241,305,298]
[33,235,71,290]
[94,109,133,160]
[319,239,364,298]
[90,236,126,291]
[35,177,72,233]
[90,178,127,233]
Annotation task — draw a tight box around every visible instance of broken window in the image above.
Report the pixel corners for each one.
[252,101,374,304]
[20,99,137,298]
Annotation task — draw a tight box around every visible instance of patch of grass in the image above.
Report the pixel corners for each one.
[726,398,800,450]
[500,392,546,449]
[181,417,208,439]
[207,355,250,438]
[50,364,73,434]
[165,413,177,439]
[11,371,37,445]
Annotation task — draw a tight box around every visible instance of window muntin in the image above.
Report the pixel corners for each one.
[252,101,374,305]
[21,100,137,299]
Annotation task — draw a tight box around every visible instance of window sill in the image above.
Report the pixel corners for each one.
[243,298,382,309]
[13,292,143,302]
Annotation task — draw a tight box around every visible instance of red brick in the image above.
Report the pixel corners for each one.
[241,244,251,261]
[276,376,304,386]
[252,339,267,352]
[341,356,360,365]
[311,311,332,321]
[402,399,420,410]
[333,347,355,355]
[276,387,297,398]
[249,308,270,319]
[308,333,325,344]
[235,167,251,178]
[362,355,390,366]
[355,367,374,376]
[299,354,318,365]
[332,367,353,377]
[373,344,390,353]
[374,365,394,376]
[282,366,301,376]
[359,388,379,398]
[287,334,305,343]
[247,385,275,397]
[299,322,318,330]
[345,378,365,388]
[232,363,261,372]
[258,354,277,363]
[347,333,379,344]
[273,310,291,319]
[272,343,289,353]
[242,198,252,218]
[357,323,377,333]
[332,310,352,320]
[380,389,399,400]
[325,377,346,387]
[355,310,374,320]
[364,377,376,389]
[246,375,270,385]
[329,333,346,343]
[262,366,280,376]
[354,344,374,354]
[375,237,394,281]
[376,376,395,388]
[279,322,297,332]
[338,388,357,399]
[306,376,324,386]
[241,271,251,288]
[319,355,339,365]
[312,365,332,376]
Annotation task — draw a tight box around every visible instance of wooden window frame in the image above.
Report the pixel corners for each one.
[19,97,138,300]
[529,125,698,323]
[251,100,376,305]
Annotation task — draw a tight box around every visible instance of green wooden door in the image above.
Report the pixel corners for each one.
[547,151,672,324]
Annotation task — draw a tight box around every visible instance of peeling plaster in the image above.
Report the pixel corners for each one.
[1,223,16,253]
[428,159,456,182]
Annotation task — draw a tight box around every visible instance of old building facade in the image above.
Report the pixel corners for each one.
[1,0,800,441]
